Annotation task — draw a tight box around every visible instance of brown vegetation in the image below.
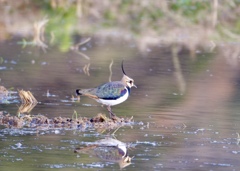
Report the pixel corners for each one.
[0,112,134,130]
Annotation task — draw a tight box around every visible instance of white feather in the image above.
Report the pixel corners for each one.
[95,88,129,106]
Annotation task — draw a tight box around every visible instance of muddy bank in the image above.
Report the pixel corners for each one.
[0,112,134,130]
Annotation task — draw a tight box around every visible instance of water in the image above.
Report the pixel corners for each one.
[1,37,240,170]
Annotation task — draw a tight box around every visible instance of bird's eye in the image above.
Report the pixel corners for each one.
[129,80,133,84]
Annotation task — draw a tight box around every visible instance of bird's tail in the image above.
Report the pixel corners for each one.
[76,89,84,95]
[76,88,98,99]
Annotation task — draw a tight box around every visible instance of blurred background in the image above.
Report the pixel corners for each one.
[1,0,240,50]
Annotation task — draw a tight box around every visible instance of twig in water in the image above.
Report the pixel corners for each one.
[83,63,90,76]
[71,37,91,60]
[182,123,187,129]
[75,51,90,60]
[109,59,114,82]
[111,125,122,136]
[236,132,240,145]
[72,110,79,120]
[32,18,49,52]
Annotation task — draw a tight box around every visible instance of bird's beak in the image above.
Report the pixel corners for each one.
[133,84,137,88]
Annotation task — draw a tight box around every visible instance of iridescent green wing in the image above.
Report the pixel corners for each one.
[95,81,127,100]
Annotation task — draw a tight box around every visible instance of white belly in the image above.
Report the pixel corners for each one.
[95,90,129,106]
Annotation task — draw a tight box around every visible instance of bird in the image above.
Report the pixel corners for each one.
[76,61,137,118]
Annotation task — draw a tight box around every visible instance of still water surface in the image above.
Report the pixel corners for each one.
[1,38,240,170]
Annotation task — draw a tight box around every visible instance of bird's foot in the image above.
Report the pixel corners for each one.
[107,106,115,117]
[109,111,117,119]
[107,106,120,121]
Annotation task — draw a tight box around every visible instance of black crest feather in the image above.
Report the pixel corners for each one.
[121,60,127,75]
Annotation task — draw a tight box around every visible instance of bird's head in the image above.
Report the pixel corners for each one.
[121,61,137,88]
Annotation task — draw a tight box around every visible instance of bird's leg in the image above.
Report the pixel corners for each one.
[107,105,116,118]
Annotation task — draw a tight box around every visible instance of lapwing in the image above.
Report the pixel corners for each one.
[76,61,136,118]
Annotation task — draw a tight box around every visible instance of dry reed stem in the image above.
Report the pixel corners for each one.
[33,18,49,51]
[18,90,38,104]
[18,103,37,114]
[0,86,8,98]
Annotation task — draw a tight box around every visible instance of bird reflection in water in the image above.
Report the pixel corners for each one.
[74,137,134,169]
